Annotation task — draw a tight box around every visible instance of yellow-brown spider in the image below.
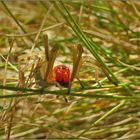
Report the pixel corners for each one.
[35,34,84,97]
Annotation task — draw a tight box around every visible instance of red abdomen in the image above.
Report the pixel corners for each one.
[53,65,70,87]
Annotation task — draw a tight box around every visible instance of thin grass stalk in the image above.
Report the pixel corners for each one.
[0,85,139,100]
[1,1,26,34]
[1,1,33,43]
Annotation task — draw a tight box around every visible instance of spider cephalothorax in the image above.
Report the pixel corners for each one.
[53,65,70,87]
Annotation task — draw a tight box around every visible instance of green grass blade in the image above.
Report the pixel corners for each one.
[77,100,125,138]
[0,85,139,100]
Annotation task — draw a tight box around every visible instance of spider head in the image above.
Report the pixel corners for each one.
[53,65,70,87]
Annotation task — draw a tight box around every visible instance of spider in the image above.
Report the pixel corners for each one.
[35,34,84,101]
[34,33,118,102]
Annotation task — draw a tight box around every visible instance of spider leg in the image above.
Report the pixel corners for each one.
[44,35,49,61]
[68,44,83,94]
[43,34,59,82]
[95,67,101,87]
[43,34,68,102]
[56,83,69,103]
[76,76,84,89]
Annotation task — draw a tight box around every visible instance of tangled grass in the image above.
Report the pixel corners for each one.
[0,0,140,139]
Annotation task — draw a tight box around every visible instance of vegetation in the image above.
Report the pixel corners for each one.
[0,0,140,139]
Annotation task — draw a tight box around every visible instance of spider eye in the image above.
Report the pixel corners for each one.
[62,66,66,70]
